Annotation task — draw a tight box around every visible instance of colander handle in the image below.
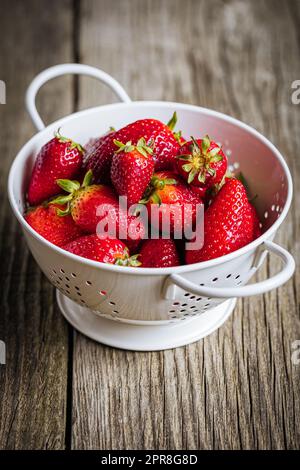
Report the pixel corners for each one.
[26,63,132,131]
[167,241,295,299]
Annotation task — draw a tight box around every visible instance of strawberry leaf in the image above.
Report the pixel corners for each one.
[198,171,206,183]
[56,203,71,217]
[209,146,221,157]
[177,154,193,161]
[201,135,210,154]
[49,194,73,205]
[152,192,162,205]
[82,169,93,187]
[188,168,198,184]
[182,163,193,172]
[167,111,177,131]
[56,179,81,193]
[163,178,178,185]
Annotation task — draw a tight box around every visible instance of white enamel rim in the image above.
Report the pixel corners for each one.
[8,66,293,280]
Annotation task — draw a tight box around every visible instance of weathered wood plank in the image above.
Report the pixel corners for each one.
[0,0,74,450]
[72,0,300,450]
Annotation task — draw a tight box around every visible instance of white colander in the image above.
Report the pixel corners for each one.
[8,64,295,351]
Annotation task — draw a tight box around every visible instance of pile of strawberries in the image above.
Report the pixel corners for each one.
[24,113,261,268]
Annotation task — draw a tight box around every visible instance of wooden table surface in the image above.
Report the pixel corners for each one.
[0,0,299,450]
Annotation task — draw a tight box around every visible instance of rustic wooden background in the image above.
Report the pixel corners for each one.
[0,0,299,450]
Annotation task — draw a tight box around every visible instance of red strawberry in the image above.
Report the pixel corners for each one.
[82,128,116,182]
[50,170,146,247]
[139,239,180,267]
[140,171,203,234]
[24,204,83,248]
[176,136,227,197]
[63,234,141,266]
[27,130,84,205]
[85,115,180,180]
[185,178,261,264]
[110,138,154,206]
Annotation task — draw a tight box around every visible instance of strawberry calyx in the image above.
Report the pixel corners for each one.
[113,137,153,158]
[49,169,93,216]
[114,250,141,267]
[139,174,177,205]
[177,135,223,184]
[54,128,85,154]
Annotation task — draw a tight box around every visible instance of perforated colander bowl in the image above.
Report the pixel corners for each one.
[8,64,295,350]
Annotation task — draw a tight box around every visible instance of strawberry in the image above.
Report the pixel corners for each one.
[185,178,261,264]
[24,204,83,248]
[85,115,180,181]
[176,136,227,197]
[139,239,180,267]
[82,128,116,182]
[140,171,203,234]
[111,138,154,206]
[63,234,141,266]
[50,170,146,247]
[27,130,84,205]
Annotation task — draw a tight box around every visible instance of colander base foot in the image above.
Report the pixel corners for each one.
[56,291,236,351]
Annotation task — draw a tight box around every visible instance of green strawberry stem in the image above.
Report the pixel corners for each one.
[177,135,222,184]
[167,111,177,131]
[114,252,141,267]
[113,138,153,158]
[54,128,85,154]
[49,170,94,216]
[139,174,177,205]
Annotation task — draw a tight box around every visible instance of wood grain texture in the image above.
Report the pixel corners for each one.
[0,0,299,451]
[0,0,74,450]
[71,0,300,450]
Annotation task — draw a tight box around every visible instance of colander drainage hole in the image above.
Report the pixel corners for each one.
[52,269,57,275]
[212,277,218,282]
[173,302,180,305]
[181,303,188,307]
[184,293,189,297]
[235,275,240,279]
[71,273,77,278]
[190,306,196,309]
[196,297,202,301]
[226,274,232,278]
[109,301,116,306]
[99,290,107,296]
[60,269,65,274]
[86,281,92,286]
[77,292,82,297]
[190,296,195,300]
[113,310,119,314]
[75,286,80,291]
[169,310,176,313]
[65,277,70,281]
